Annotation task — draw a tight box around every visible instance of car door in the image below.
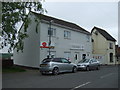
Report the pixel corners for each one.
[90,59,97,69]
[61,58,72,72]
[93,59,99,68]
[52,58,64,72]
[89,59,94,69]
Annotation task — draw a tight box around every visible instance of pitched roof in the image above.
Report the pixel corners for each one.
[31,12,91,35]
[92,26,116,42]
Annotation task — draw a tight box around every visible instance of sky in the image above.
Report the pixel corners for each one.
[1,1,119,53]
[42,1,118,44]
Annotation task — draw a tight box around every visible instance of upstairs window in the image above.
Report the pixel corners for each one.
[109,43,113,49]
[86,35,90,42]
[64,31,71,39]
[48,27,56,37]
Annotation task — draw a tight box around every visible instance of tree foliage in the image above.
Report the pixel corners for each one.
[1,1,44,52]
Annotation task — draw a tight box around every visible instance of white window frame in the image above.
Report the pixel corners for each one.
[64,52,71,60]
[48,27,56,37]
[64,30,71,39]
[86,35,90,42]
[109,43,113,49]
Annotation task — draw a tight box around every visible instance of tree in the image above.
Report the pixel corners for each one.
[1,1,44,53]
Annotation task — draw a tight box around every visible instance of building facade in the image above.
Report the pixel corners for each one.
[14,12,92,68]
[115,45,120,64]
[91,27,116,65]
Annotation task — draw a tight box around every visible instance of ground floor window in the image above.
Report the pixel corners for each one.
[47,51,56,58]
[64,52,71,61]
[110,53,113,63]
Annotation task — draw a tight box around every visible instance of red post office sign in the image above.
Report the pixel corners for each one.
[40,42,49,48]
[40,41,55,49]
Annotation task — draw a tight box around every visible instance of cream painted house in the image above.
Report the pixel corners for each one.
[91,27,116,65]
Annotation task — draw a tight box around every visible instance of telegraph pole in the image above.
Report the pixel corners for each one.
[48,20,53,58]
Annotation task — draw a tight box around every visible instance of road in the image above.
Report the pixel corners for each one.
[2,66,119,89]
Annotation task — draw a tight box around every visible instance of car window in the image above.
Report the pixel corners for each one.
[61,58,69,63]
[89,60,92,63]
[42,58,52,63]
[52,58,62,63]
[92,59,97,63]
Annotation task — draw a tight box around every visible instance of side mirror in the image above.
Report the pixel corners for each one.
[69,61,71,63]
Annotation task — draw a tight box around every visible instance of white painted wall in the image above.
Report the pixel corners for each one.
[14,12,92,67]
[39,18,92,64]
[14,13,40,68]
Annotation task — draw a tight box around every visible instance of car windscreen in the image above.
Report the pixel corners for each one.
[78,59,90,63]
[42,58,52,63]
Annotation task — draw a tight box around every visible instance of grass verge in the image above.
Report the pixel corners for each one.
[2,66,26,73]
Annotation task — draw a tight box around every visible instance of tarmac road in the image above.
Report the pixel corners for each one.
[2,65,119,89]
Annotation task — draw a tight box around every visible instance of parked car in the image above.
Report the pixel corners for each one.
[39,58,77,75]
[77,59,100,71]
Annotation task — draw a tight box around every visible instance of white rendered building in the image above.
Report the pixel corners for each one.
[14,12,92,68]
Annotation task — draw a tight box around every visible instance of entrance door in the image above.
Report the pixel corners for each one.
[82,54,86,59]
[74,52,79,63]
[110,53,113,63]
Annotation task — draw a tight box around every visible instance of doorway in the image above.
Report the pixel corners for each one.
[82,54,86,59]
[74,52,79,63]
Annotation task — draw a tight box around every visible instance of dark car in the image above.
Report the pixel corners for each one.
[77,59,100,71]
[39,58,77,75]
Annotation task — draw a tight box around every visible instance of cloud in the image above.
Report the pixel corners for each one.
[43,2,118,42]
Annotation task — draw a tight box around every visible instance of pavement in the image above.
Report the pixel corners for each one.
[2,65,119,89]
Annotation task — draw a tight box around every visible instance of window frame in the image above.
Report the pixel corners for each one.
[48,27,56,37]
[64,30,71,39]
[86,35,90,42]
[109,43,113,49]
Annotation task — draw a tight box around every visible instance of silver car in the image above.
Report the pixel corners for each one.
[77,59,100,71]
[39,58,77,75]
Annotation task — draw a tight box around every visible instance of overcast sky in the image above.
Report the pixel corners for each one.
[1,1,119,53]
[42,2,118,43]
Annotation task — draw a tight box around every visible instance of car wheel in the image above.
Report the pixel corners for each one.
[72,67,77,73]
[86,66,89,71]
[52,67,59,75]
[96,66,100,70]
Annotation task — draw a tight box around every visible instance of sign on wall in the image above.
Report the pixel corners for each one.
[70,44,84,50]
[40,41,49,48]
[40,41,55,48]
